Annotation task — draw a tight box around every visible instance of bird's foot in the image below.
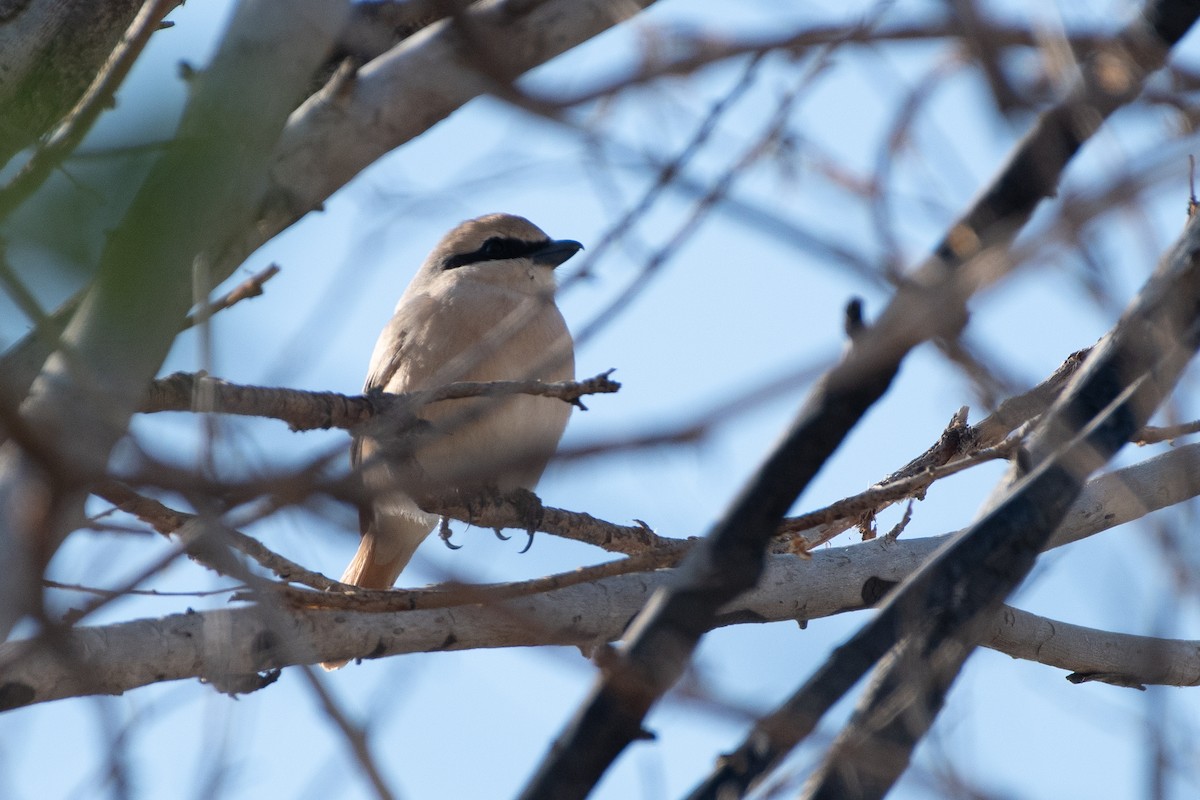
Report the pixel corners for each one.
[504,487,545,554]
[437,515,462,550]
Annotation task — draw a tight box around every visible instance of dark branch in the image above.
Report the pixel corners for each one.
[519,3,1197,797]
[690,184,1200,800]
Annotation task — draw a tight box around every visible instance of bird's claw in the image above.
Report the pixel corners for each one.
[438,516,462,550]
[508,487,545,555]
[518,529,535,554]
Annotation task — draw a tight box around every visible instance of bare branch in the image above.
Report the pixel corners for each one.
[532,21,1119,107]
[183,264,281,330]
[273,545,687,614]
[93,482,344,592]
[5,438,1199,708]
[1133,418,1200,444]
[712,175,1200,800]
[138,369,621,430]
[782,347,1090,549]
[992,606,1200,690]
[296,666,396,800]
[0,0,350,642]
[520,4,1195,796]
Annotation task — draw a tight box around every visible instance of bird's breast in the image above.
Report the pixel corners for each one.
[390,287,573,490]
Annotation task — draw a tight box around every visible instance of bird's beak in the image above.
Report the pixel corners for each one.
[531,239,584,268]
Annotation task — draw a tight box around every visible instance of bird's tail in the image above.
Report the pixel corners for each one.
[338,514,431,589]
[321,511,435,670]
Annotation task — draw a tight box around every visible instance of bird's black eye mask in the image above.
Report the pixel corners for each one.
[442,236,550,270]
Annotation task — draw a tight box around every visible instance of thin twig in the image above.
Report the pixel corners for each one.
[182,264,281,330]
[1133,419,1200,444]
[296,666,396,800]
[43,579,242,599]
[94,481,345,591]
[777,434,1020,547]
[273,544,687,613]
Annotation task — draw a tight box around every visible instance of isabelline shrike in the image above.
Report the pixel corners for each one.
[340,213,579,590]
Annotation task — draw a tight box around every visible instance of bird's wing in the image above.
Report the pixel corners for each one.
[362,291,437,393]
[351,292,437,537]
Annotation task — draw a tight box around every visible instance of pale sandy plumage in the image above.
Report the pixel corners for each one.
[340,213,578,592]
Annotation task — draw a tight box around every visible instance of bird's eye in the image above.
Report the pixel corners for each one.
[443,236,540,269]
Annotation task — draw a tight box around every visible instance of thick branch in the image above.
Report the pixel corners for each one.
[0,0,153,167]
[709,182,1200,800]
[9,583,1196,711]
[220,0,658,277]
[4,438,1199,708]
[0,0,178,218]
[0,0,349,642]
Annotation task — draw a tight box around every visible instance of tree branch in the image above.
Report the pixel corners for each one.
[0,0,179,218]
[0,0,349,642]
[94,482,345,593]
[519,3,1195,796]
[183,264,281,330]
[700,179,1200,800]
[138,370,621,429]
[218,0,659,278]
[4,439,1198,709]
[0,0,153,167]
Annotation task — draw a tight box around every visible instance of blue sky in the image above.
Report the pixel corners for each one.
[3,0,1200,798]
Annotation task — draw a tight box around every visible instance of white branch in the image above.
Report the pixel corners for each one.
[229,0,658,270]
[3,442,1199,708]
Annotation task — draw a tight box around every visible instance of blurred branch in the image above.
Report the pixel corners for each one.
[315,0,474,83]
[950,0,1021,112]
[520,4,1196,795]
[5,439,1199,707]
[296,666,396,800]
[703,185,1200,800]
[562,53,765,284]
[221,0,658,279]
[533,20,1118,107]
[0,0,178,219]
[183,264,281,330]
[0,0,158,167]
[94,481,345,592]
[0,0,350,643]
[573,49,819,348]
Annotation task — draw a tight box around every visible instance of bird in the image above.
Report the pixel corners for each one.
[338,213,579,592]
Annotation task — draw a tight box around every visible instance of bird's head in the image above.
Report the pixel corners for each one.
[420,213,583,295]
